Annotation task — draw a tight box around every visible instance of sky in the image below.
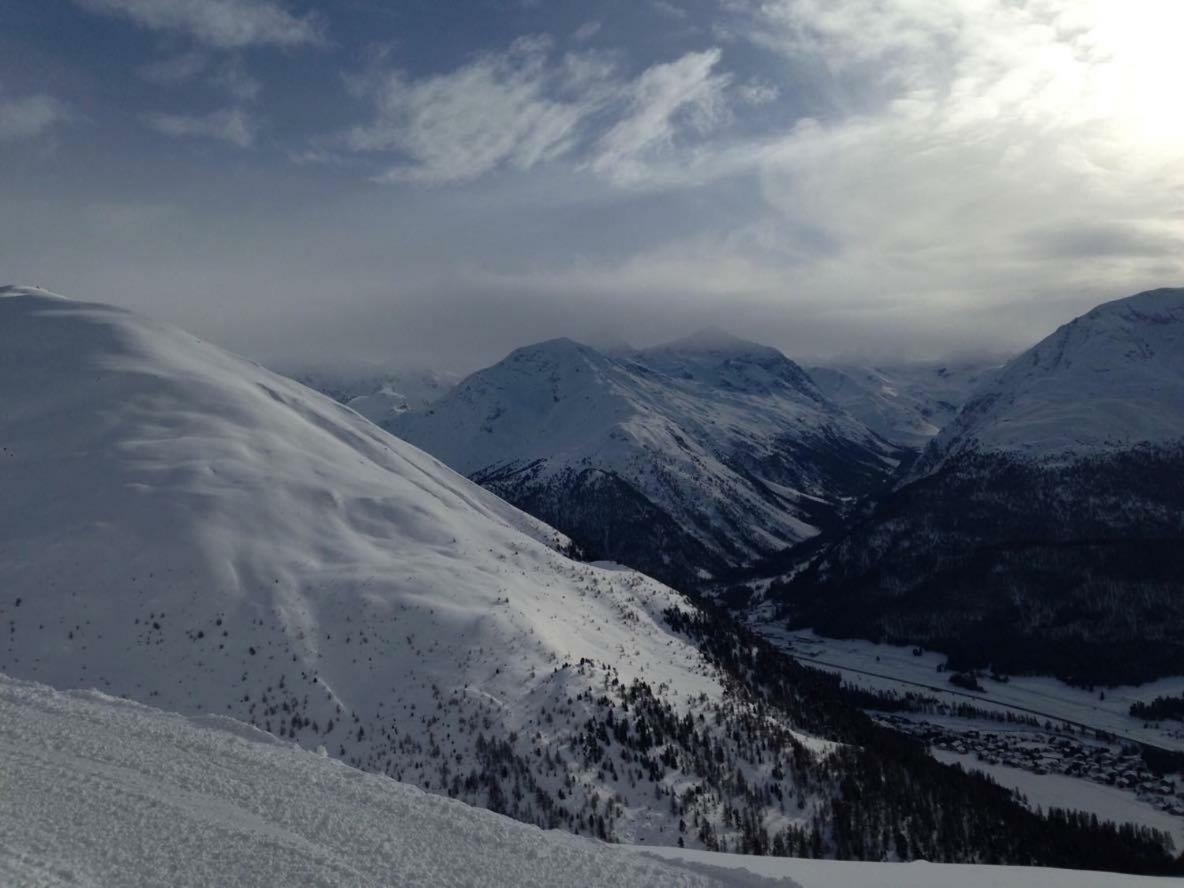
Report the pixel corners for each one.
[2,0,1182,373]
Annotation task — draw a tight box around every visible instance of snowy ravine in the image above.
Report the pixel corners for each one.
[391,331,902,588]
[807,361,1000,450]
[0,285,856,853]
[2,674,1176,888]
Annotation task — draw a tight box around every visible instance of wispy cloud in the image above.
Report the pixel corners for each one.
[591,48,731,183]
[144,107,255,146]
[345,37,616,184]
[345,38,735,188]
[75,0,324,49]
[0,93,70,142]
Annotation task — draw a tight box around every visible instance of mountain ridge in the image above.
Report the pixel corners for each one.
[392,332,903,587]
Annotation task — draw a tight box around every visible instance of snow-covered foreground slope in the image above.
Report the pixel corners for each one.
[0,674,722,888]
[2,674,1173,888]
[636,847,1178,888]
[392,331,901,587]
[808,361,999,450]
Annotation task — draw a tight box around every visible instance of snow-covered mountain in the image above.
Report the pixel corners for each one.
[4,674,1175,888]
[391,330,903,587]
[808,361,999,450]
[288,362,459,427]
[1,286,1177,870]
[911,288,1184,473]
[775,288,1184,685]
[0,285,739,847]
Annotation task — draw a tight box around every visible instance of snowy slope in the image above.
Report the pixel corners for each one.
[809,361,999,450]
[0,674,723,888]
[391,330,901,585]
[0,285,816,847]
[914,288,1184,472]
[1,674,1173,888]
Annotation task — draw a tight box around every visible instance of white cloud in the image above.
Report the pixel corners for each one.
[346,37,617,185]
[737,78,779,105]
[0,94,69,142]
[572,21,601,42]
[591,49,732,183]
[144,107,255,146]
[581,0,1184,346]
[345,42,738,188]
[76,0,323,49]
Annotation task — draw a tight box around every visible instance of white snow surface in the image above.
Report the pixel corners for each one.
[636,847,1178,888]
[0,673,727,887]
[392,331,898,560]
[0,285,738,841]
[1,673,1170,888]
[915,288,1184,470]
[932,750,1184,850]
[809,361,1000,449]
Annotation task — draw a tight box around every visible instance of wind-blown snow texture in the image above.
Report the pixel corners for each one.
[2,674,1172,888]
[392,330,901,586]
[0,286,829,848]
[0,674,727,888]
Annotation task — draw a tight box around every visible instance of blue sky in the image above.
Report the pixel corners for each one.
[2,0,1182,371]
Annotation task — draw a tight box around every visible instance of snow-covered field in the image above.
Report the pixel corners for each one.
[761,628,1184,752]
[2,674,1174,888]
[932,750,1184,850]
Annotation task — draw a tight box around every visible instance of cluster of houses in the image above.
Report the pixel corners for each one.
[878,715,1184,817]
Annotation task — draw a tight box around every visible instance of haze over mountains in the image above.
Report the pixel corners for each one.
[391,331,906,587]
[775,289,1184,685]
[4,284,1178,875]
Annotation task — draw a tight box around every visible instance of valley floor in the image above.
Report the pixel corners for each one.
[754,625,1184,852]
[1,673,1177,887]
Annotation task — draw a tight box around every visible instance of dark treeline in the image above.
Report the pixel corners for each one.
[770,446,1184,686]
[663,603,1183,875]
[1131,694,1184,722]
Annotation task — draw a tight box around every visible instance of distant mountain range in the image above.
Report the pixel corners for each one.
[1,284,1176,872]
[808,361,1000,450]
[390,331,906,588]
[773,288,1184,685]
